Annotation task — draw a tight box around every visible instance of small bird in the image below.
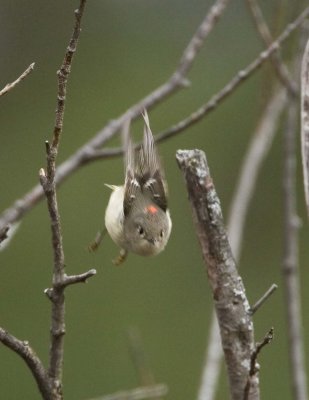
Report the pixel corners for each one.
[103,110,172,265]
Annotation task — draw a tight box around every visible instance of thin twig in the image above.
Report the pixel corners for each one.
[283,87,308,400]
[249,284,278,315]
[243,328,274,400]
[0,63,35,97]
[176,149,259,400]
[301,37,309,218]
[246,0,297,95]
[0,327,52,400]
[39,1,91,397]
[86,384,168,400]
[227,88,287,261]
[197,87,287,400]
[44,269,97,300]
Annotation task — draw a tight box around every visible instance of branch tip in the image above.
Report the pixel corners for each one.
[249,283,278,315]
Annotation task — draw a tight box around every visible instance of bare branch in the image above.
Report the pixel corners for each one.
[227,88,287,260]
[155,6,309,143]
[249,284,278,315]
[197,312,222,400]
[0,327,52,400]
[39,1,91,397]
[197,87,287,400]
[86,384,168,400]
[243,328,274,400]
[283,82,308,400]
[0,62,35,97]
[246,0,297,95]
[62,269,97,286]
[301,37,309,218]
[176,149,259,400]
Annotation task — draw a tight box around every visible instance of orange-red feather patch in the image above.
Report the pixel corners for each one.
[146,205,158,214]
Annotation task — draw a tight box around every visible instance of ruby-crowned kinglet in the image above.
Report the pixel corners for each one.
[104,110,172,264]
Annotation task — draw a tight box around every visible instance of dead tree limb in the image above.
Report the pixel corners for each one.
[176,149,259,400]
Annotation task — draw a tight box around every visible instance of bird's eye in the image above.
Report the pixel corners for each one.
[160,230,164,238]
[137,226,144,236]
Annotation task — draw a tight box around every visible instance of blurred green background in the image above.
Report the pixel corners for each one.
[0,0,308,399]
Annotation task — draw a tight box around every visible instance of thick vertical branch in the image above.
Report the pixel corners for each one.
[176,150,259,400]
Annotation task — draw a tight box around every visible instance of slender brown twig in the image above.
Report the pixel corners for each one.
[2,3,308,233]
[176,149,259,400]
[0,63,35,97]
[197,87,286,400]
[243,328,274,400]
[39,1,96,398]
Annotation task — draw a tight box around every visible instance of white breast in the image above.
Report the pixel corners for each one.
[105,186,125,247]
